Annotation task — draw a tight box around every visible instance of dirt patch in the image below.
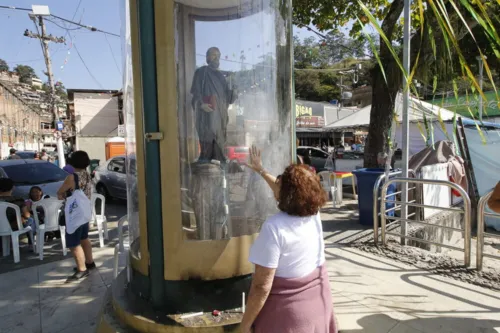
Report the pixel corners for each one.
[352,240,500,291]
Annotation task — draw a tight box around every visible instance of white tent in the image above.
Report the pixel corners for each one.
[325,93,463,155]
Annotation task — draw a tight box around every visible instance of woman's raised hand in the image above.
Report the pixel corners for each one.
[245,145,263,173]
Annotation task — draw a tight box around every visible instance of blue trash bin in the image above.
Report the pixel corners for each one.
[352,168,397,226]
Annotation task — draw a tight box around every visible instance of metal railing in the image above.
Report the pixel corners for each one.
[373,170,416,243]
[477,190,500,271]
[380,178,472,267]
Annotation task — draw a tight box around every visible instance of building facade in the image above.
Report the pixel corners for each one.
[0,81,44,158]
[67,89,121,163]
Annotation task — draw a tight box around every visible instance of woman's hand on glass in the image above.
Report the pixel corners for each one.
[245,145,263,173]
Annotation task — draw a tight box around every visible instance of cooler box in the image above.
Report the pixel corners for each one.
[352,168,397,226]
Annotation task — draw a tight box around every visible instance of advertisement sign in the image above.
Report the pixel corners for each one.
[295,100,325,118]
[118,124,125,137]
[296,116,325,128]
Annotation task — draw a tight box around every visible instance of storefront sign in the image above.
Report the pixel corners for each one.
[295,100,325,118]
[296,116,325,128]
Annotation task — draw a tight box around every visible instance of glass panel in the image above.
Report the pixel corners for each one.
[122,0,140,258]
[175,0,292,240]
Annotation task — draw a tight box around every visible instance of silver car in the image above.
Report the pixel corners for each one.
[93,156,128,200]
[0,159,68,198]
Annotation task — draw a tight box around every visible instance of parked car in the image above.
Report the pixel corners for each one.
[297,146,331,172]
[93,156,129,200]
[0,159,68,198]
[14,151,36,159]
[225,146,249,163]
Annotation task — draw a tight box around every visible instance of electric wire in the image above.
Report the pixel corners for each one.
[68,33,104,89]
[104,34,122,75]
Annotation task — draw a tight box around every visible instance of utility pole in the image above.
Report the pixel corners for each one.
[24,6,66,167]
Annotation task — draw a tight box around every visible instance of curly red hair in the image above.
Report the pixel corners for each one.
[278,164,327,217]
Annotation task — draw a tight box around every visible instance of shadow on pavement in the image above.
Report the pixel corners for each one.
[339,314,500,333]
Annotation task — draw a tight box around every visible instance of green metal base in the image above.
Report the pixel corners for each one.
[96,270,243,333]
[129,265,252,313]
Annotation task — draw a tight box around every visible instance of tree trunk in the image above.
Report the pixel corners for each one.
[363,0,475,168]
[364,68,400,167]
[363,0,404,168]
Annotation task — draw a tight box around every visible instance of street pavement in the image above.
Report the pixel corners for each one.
[1,200,500,333]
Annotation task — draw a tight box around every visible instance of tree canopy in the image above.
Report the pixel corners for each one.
[293,34,373,102]
[0,59,8,72]
[13,65,38,84]
[293,0,500,166]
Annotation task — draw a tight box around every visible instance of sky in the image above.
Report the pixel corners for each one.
[0,1,325,90]
[0,0,123,90]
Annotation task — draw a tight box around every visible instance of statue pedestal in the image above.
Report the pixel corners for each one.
[191,162,230,240]
[96,270,243,333]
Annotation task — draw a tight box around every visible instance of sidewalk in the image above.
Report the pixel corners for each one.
[326,245,500,332]
[2,242,500,333]
[0,247,116,333]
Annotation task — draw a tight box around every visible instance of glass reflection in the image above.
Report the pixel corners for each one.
[176,0,292,241]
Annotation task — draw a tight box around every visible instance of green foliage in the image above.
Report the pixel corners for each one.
[13,65,38,84]
[0,59,8,72]
[42,81,68,101]
[293,0,500,165]
[292,33,373,102]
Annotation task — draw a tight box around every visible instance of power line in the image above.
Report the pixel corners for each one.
[71,0,83,21]
[51,14,120,37]
[0,4,119,37]
[6,58,45,63]
[0,5,31,12]
[45,17,83,31]
[294,22,371,58]
[68,33,104,89]
[104,34,122,75]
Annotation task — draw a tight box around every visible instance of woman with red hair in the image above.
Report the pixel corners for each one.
[241,146,336,333]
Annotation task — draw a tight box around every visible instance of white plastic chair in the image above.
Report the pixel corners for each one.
[0,202,35,263]
[318,171,338,208]
[91,193,108,248]
[32,198,66,260]
[113,215,130,282]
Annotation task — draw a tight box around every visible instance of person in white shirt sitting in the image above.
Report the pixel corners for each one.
[240,146,337,333]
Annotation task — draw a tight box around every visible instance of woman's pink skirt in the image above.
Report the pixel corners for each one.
[253,264,337,333]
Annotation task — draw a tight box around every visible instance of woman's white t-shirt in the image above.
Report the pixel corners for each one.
[249,212,326,279]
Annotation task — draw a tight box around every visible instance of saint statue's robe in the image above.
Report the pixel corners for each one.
[191,65,236,162]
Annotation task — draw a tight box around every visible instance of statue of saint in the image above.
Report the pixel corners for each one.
[190,47,237,162]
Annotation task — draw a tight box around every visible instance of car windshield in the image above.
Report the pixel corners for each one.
[2,163,68,185]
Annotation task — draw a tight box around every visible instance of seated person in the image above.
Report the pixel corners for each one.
[26,186,58,241]
[0,178,34,232]
[302,155,316,173]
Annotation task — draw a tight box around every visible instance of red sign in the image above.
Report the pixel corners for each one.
[296,116,325,128]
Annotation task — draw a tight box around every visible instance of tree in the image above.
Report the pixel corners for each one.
[0,59,8,72]
[293,33,373,102]
[293,0,500,167]
[13,65,38,84]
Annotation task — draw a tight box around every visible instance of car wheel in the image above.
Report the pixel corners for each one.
[96,183,110,199]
